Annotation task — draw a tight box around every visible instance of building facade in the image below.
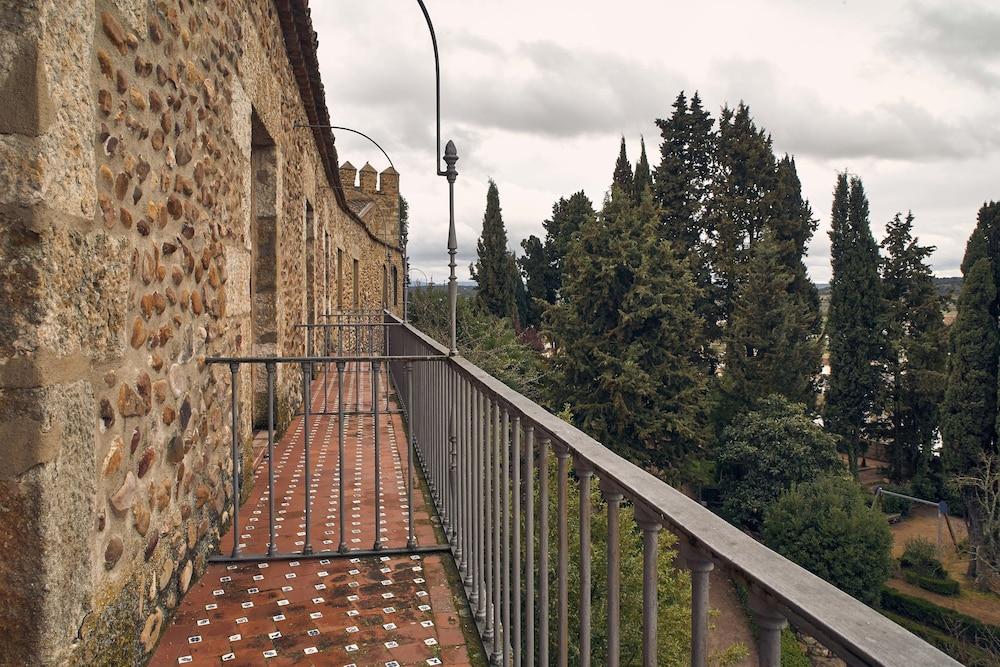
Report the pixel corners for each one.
[0,0,403,662]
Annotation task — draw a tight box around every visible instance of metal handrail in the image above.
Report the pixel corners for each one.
[385,312,958,667]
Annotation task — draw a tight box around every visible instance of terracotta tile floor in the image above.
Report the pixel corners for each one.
[152,365,477,666]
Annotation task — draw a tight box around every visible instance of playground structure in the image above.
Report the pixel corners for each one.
[873,486,960,554]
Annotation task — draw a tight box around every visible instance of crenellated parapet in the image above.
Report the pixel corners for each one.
[340,160,401,246]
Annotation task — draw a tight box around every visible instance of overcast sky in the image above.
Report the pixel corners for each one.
[311,0,1000,285]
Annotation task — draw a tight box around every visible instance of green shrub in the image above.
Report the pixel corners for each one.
[900,537,946,578]
[763,476,892,605]
[717,396,842,531]
[903,571,960,596]
[881,587,1000,647]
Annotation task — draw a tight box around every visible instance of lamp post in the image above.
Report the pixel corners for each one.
[416,0,459,356]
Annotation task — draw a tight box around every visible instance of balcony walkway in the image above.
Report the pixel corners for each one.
[151,365,480,666]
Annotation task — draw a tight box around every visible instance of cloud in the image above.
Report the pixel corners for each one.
[710,58,1000,161]
[892,2,1000,89]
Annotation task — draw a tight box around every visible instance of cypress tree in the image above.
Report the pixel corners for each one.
[721,231,823,412]
[772,156,821,309]
[709,103,778,323]
[545,186,709,469]
[961,202,1000,307]
[880,212,947,481]
[632,136,652,204]
[942,258,999,578]
[518,234,554,327]
[542,191,596,298]
[612,136,633,196]
[471,180,519,321]
[825,174,884,475]
[653,91,718,362]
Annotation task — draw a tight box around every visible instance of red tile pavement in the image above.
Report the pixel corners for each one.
[151,365,478,666]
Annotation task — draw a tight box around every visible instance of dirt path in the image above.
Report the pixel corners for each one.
[707,571,759,665]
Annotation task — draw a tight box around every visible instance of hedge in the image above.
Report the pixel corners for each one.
[880,610,997,667]
[881,587,1000,646]
[903,571,960,596]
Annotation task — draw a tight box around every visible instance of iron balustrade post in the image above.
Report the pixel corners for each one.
[337,361,347,553]
[450,368,460,556]
[749,592,787,667]
[555,444,570,667]
[575,457,593,667]
[600,479,623,667]
[636,506,662,667]
[538,438,550,667]
[406,361,416,549]
[266,362,277,556]
[483,394,494,642]
[323,326,329,412]
[512,415,522,667]
[373,359,383,551]
[491,399,502,665]
[502,408,511,667]
[301,362,313,555]
[474,388,485,620]
[524,425,535,667]
[229,362,240,558]
[354,319,360,411]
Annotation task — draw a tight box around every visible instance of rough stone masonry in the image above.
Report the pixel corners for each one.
[0,0,404,663]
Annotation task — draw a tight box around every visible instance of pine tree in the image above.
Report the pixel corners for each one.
[471,180,519,321]
[709,103,779,322]
[825,175,884,475]
[545,187,709,469]
[880,212,947,481]
[612,136,633,196]
[542,191,596,298]
[632,136,652,204]
[721,231,823,413]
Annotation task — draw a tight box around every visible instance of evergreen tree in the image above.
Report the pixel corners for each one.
[880,212,947,481]
[632,136,652,204]
[652,91,718,362]
[942,259,998,484]
[721,232,823,412]
[612,136,634,196]
[709,103,779,322]
[471,180,520,321]
[942,258,999,579]
[825,174,884,475]
[721,155,823,414]
[653,91,714,249]
[772,156,821,314]
[545,187,709,469]
[961,202,1000,307]
[542,191,596,298]
[518,234,555,327]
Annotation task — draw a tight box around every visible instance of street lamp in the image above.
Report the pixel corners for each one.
[416,0,459,356]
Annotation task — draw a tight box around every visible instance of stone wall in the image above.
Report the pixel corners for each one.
[0,0,404,663]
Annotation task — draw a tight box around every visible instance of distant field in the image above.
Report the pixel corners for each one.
[818,276,961,323]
